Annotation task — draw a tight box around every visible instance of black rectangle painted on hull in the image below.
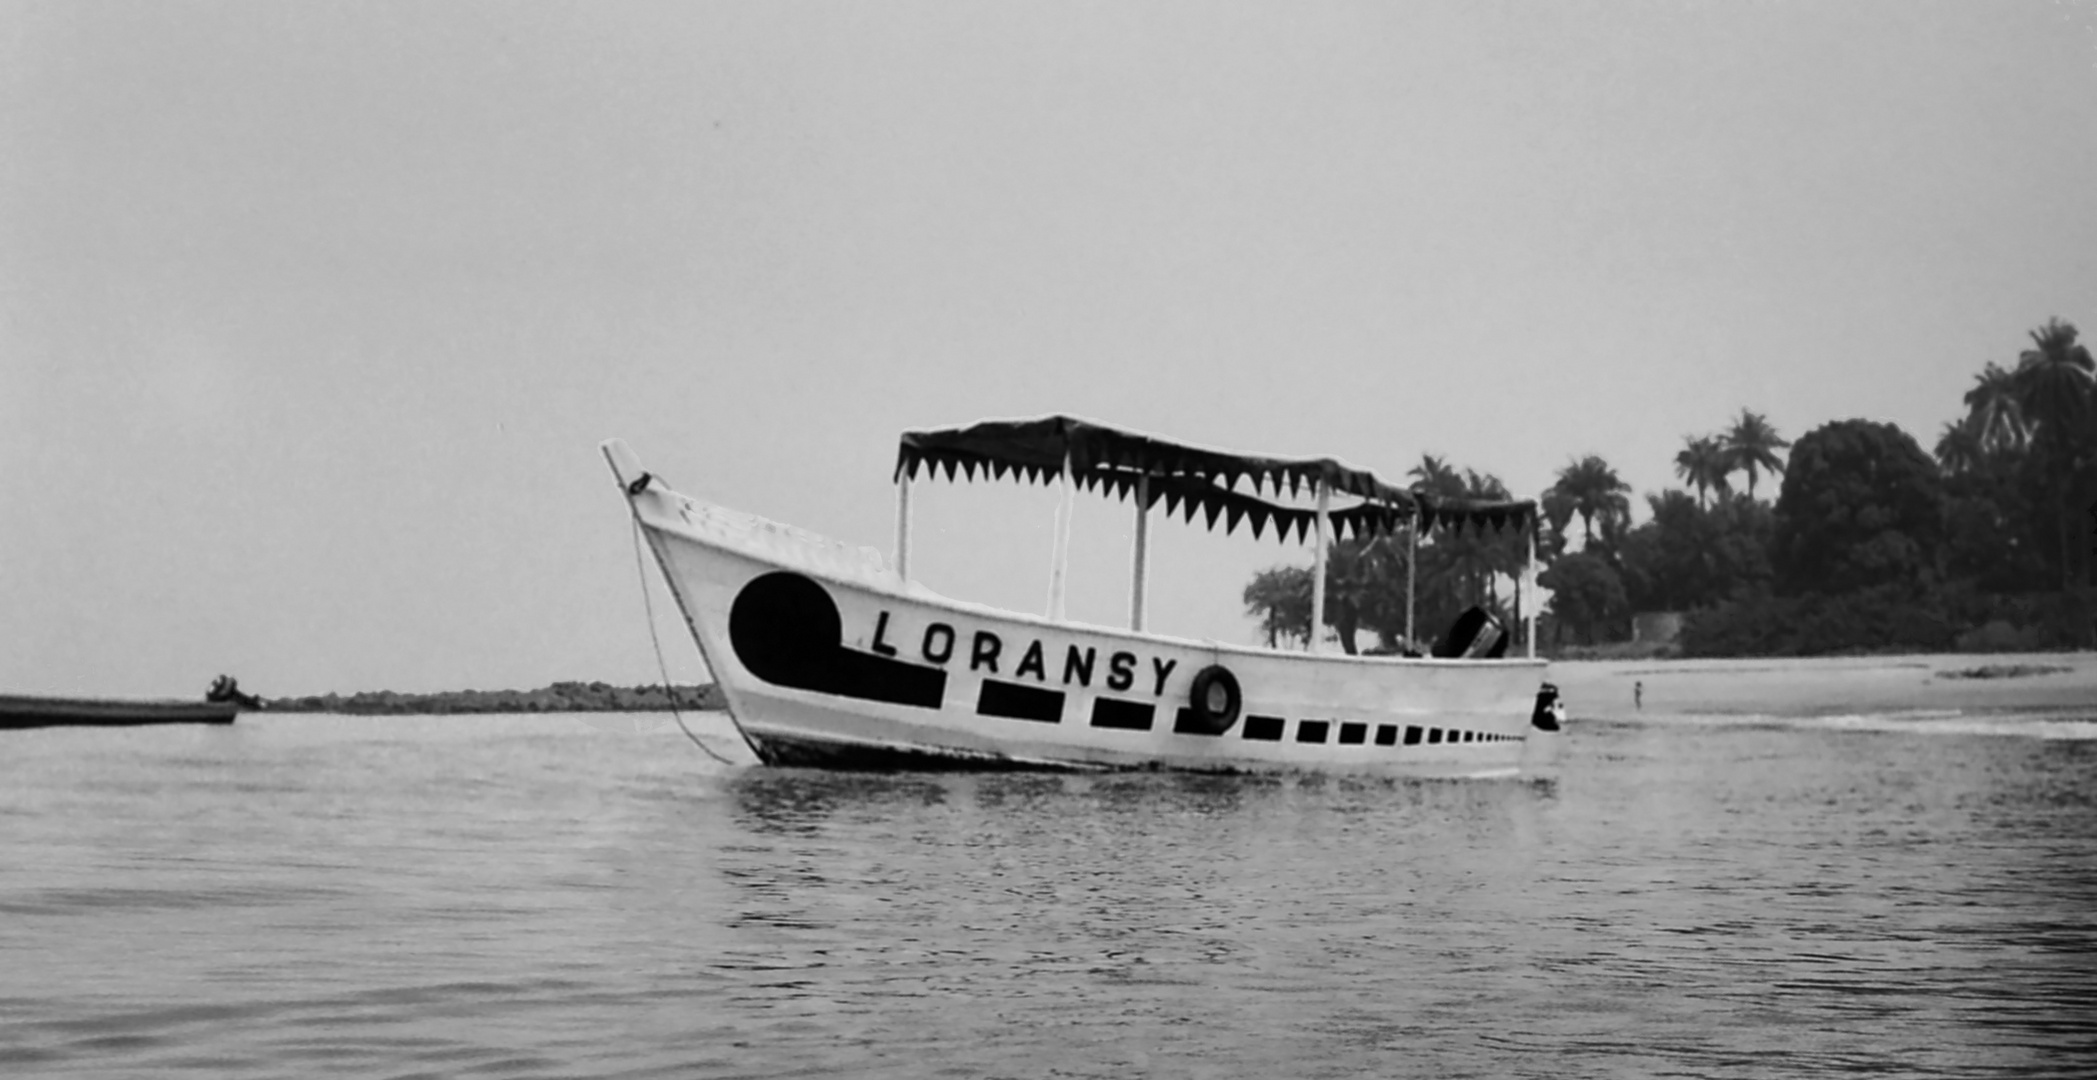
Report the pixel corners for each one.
[1296,720,1330,744]
[1403,725,1422,745]
[977,680,1065,723]
[1338,722,1366,745]
[1091,698,1155,730]
[1171,707,1224,736]
[1242,715,1285,741]
[1375,724,1398,746]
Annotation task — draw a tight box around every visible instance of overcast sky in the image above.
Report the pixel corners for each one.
[3,1,2093,697]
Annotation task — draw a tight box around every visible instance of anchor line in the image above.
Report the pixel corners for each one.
[629,516,737,767]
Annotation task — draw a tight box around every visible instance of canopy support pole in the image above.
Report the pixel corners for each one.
[1525,521,1537,659]
[1129,474,1150,632]
[1310,480,1330,654]
[1400,522,1417,650]
[1047,451,1073,621]
[893,470,913,583]
[1406,520,1416,650]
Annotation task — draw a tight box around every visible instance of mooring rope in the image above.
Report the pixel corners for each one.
[630,516,737,767]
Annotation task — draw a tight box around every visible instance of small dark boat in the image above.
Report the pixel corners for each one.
[0,675,257,730]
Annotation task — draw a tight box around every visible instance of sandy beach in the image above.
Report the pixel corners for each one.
[1549,651,2097,721]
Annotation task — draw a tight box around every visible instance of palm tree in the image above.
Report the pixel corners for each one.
[1399,463,1523,643]
[1321,533,1407,654]
[1962,361,2029,455]
[1400,454,1463,649]
[1934,419,1985,476]
[1411,471,1517,643]
[1721,409,1790,500]
[1537,487,1577,562]
[1550,455,1631,548]
[2011,318,2095,589]
[2014,318,2094,438]
[1673,435,1731,507]
[1407,453,1465,500]
[1455,469,1523,607]
[1242,566,1312,647]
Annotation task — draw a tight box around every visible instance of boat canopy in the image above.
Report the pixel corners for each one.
[895,415,1535,541]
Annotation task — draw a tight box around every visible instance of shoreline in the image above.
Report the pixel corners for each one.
[1548,651,2097,720]
[251,652,2096,723]
[262,681,725,715]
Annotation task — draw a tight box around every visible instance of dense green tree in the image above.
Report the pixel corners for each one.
[1931,322,2093,598]
[1614,492,1690,612]
[1617,490,1773,612]
[1936,354,2054,593]
[1538,551,1627,645]
[1679,587,1958,657]
[1705,495,1778,598]
[1722,409,1790,500]
[1237,321,2092,657]
[1771,420,1946,597]
[1941,464,2049,592]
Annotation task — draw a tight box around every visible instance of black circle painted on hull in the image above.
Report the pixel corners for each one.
[1184,664,1242,735]
[729,572,843,686]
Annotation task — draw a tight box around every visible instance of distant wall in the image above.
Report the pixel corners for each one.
[1632,611,1684,645]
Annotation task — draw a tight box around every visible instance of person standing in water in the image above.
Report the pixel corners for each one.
[1634,680,1643,710]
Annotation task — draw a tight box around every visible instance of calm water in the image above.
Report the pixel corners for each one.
[4,705,2095,1078]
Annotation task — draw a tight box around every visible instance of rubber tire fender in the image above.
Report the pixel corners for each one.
[1185,664,1243,735]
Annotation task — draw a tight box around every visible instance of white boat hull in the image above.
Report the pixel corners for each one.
[609,447,1561,776]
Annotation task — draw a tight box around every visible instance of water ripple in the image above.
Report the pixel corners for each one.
[2,712,2093,1077]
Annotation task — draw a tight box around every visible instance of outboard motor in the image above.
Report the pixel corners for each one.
[1433,606,1506,659]
[1531,682,1565,732]
[206,674,263,710]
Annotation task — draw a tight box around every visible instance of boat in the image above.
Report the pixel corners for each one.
[0,677,256,730]
[603,416,1565,775]
[0,675,257,730]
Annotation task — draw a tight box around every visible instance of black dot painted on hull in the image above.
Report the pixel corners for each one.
[728,572,946,709]
[729,572,843,689]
